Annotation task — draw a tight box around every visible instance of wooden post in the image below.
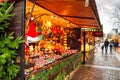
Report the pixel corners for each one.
[26,1,35,27]
[83,31,86,64]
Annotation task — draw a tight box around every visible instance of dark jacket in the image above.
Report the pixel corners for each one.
[104,40,109,46]
[101,45,104,49]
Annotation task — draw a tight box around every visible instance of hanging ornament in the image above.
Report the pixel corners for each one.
[26,20,38,42]
[85,0,89,7]
[45,20,52,28]
[52,26,60,34]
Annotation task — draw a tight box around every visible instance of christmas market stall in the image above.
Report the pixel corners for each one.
[24,0,82,80]
[7,0,102,80]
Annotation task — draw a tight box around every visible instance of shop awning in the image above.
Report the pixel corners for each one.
[28,0,102,29]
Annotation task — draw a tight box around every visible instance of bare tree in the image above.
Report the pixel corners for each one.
[112,3,120,29]
[112,28,118,33]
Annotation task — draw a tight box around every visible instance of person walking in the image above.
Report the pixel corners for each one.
[109,41,113,52]
[101,44,104,53]
[104,39,109,53]
[114,40,119,50]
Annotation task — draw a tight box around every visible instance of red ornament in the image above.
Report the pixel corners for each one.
[52,26,60,34]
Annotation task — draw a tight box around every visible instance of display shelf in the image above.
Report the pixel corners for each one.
[25,63,35,69]
[25,52,82,80]
[28,55,39,59]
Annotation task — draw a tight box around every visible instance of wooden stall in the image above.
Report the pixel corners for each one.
[7,0,102,80]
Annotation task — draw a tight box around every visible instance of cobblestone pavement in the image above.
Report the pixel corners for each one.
[69,45,120,80]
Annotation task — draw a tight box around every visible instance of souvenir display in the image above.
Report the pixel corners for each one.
[24,16,78,76]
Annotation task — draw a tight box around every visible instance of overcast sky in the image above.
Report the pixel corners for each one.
[95,0,120,34]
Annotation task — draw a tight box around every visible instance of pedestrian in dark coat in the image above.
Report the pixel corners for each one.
[104,39,109,53]
[114,40,119,50]
[101,44,104,53]
[109,42,113,52]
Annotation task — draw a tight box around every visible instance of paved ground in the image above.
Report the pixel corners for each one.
[67,44,120,80]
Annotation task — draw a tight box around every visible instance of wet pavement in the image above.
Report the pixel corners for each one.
[67,44,120,80]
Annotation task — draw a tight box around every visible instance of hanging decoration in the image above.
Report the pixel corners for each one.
[26,20,38,42]
[60,27,64,36]
[36,21,44,40]
[42,20,52,39]
[52,26,60,34]
[85,0,89,7]
[42,20,52,33]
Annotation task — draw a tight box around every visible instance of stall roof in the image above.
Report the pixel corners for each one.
[29,0,102,29]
